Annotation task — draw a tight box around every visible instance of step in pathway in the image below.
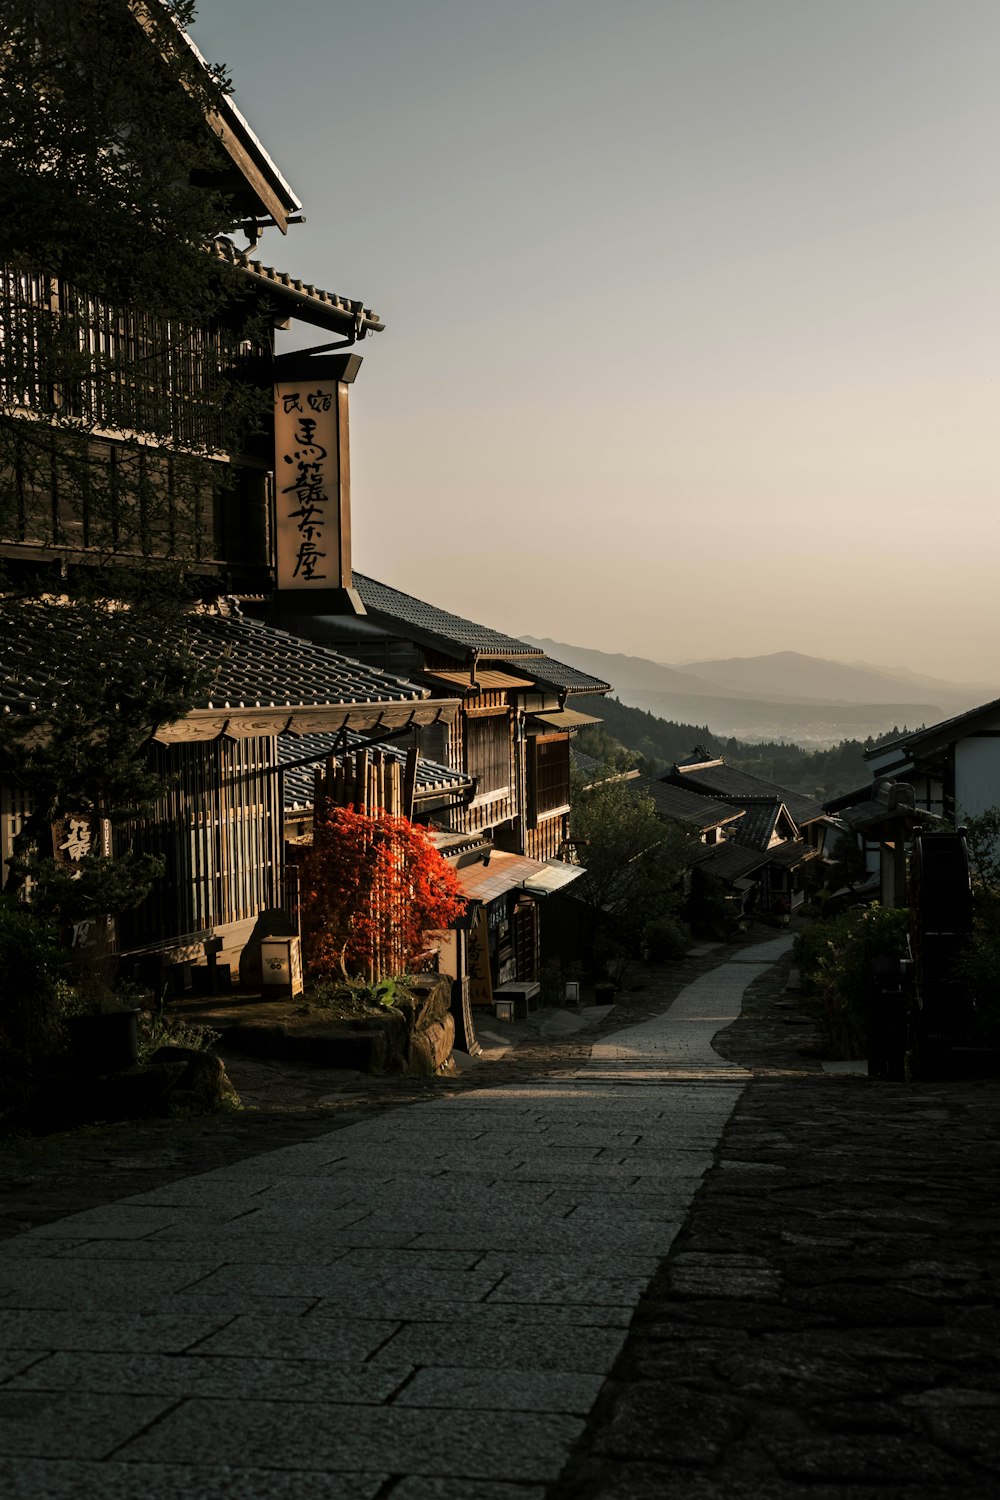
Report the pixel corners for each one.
[0,936,792,1499]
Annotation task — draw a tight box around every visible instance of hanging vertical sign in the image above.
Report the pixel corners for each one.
[272,352,364,615]
[274,380,341,592]
[468,903,494,1007]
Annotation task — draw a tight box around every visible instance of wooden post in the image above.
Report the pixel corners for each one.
[403,746,420,822]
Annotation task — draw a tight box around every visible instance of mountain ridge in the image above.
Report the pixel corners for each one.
[526,639,995,712]
[521,638,996,750]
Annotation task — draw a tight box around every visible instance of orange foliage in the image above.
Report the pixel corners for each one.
[301,805,466,982]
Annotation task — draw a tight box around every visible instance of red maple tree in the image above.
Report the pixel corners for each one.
[301,806,466,982]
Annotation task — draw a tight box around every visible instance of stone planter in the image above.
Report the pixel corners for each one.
[219,975,456,1076]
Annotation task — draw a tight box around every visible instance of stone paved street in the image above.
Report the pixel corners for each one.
[0,939,790,1498]
[3,931,1000,1498]
[552,961,1000,1499]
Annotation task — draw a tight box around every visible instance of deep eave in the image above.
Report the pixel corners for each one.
[131,1,301,231]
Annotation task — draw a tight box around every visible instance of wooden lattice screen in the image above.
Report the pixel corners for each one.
[313,747,420,821]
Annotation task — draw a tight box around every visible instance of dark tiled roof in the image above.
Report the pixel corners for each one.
[350,575,612,695]
[508,655,611,695]
[215,243,383,337]
[634,778,742,831]
[571,749,603,781]
[767,841,819,871]
[691,843,770,884]
[669,761,823,826]
[280,732,472,813]
[189,613,427,710]
[0,600,427,721]
[354,574,539,659]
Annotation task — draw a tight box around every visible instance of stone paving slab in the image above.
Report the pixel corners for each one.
[0,1458,388,1500]
[116,1399,584,1482]
[8,1350,412,1403]
[396,1366,605,1414]
[0,935,792,1493]
[383,1481,545,1500]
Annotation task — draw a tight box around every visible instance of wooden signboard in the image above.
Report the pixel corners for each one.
[272,353,364,616]
[468,904,494,1007]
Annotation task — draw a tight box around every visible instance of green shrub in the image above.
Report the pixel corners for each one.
[793,904,909,1058]
[956,883,1000,1046]
[642,912,692,961]
[0,905,68,1122]
[136,1013,222,1065]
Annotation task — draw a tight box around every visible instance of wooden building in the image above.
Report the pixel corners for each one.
[663,752,825,918]
[0,2,461,979]
[271,575,609,990]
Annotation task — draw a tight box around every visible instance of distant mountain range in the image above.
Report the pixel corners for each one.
[522,641,999,750]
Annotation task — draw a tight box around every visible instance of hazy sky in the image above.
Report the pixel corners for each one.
[193,1,1000,682]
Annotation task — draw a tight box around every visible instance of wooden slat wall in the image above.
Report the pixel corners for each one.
[525,816,570,863]
[118,737,282,948]
[314,749,411,819]
[456,692,517,836]
[0,268,264,449]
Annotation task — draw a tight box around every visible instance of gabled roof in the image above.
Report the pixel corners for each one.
[722,804,803,852]
[280,731,472,814]
[133,1,301,230]
[863,697,1000,765]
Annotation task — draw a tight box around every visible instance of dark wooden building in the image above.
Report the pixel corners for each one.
[0,3,459,977]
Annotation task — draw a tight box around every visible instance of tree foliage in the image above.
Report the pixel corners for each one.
[1,0,238,309]
[570,768,692,973]
[302,807,467,984]
[793,903,910,1057]
[575,696,912,802]
[0,583,211,908]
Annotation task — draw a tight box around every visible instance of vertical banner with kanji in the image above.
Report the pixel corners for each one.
[274,380,344,594]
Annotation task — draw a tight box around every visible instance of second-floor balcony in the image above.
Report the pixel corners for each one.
[1,265,265,453]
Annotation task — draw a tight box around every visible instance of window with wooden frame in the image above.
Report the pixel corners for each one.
[464,712,511,798]
[530,734,571,823]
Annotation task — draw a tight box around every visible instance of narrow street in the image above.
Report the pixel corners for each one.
[0,938,789,1496]
[3,932,999,1498]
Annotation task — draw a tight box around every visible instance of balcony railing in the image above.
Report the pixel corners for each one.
[1,265,263,450]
